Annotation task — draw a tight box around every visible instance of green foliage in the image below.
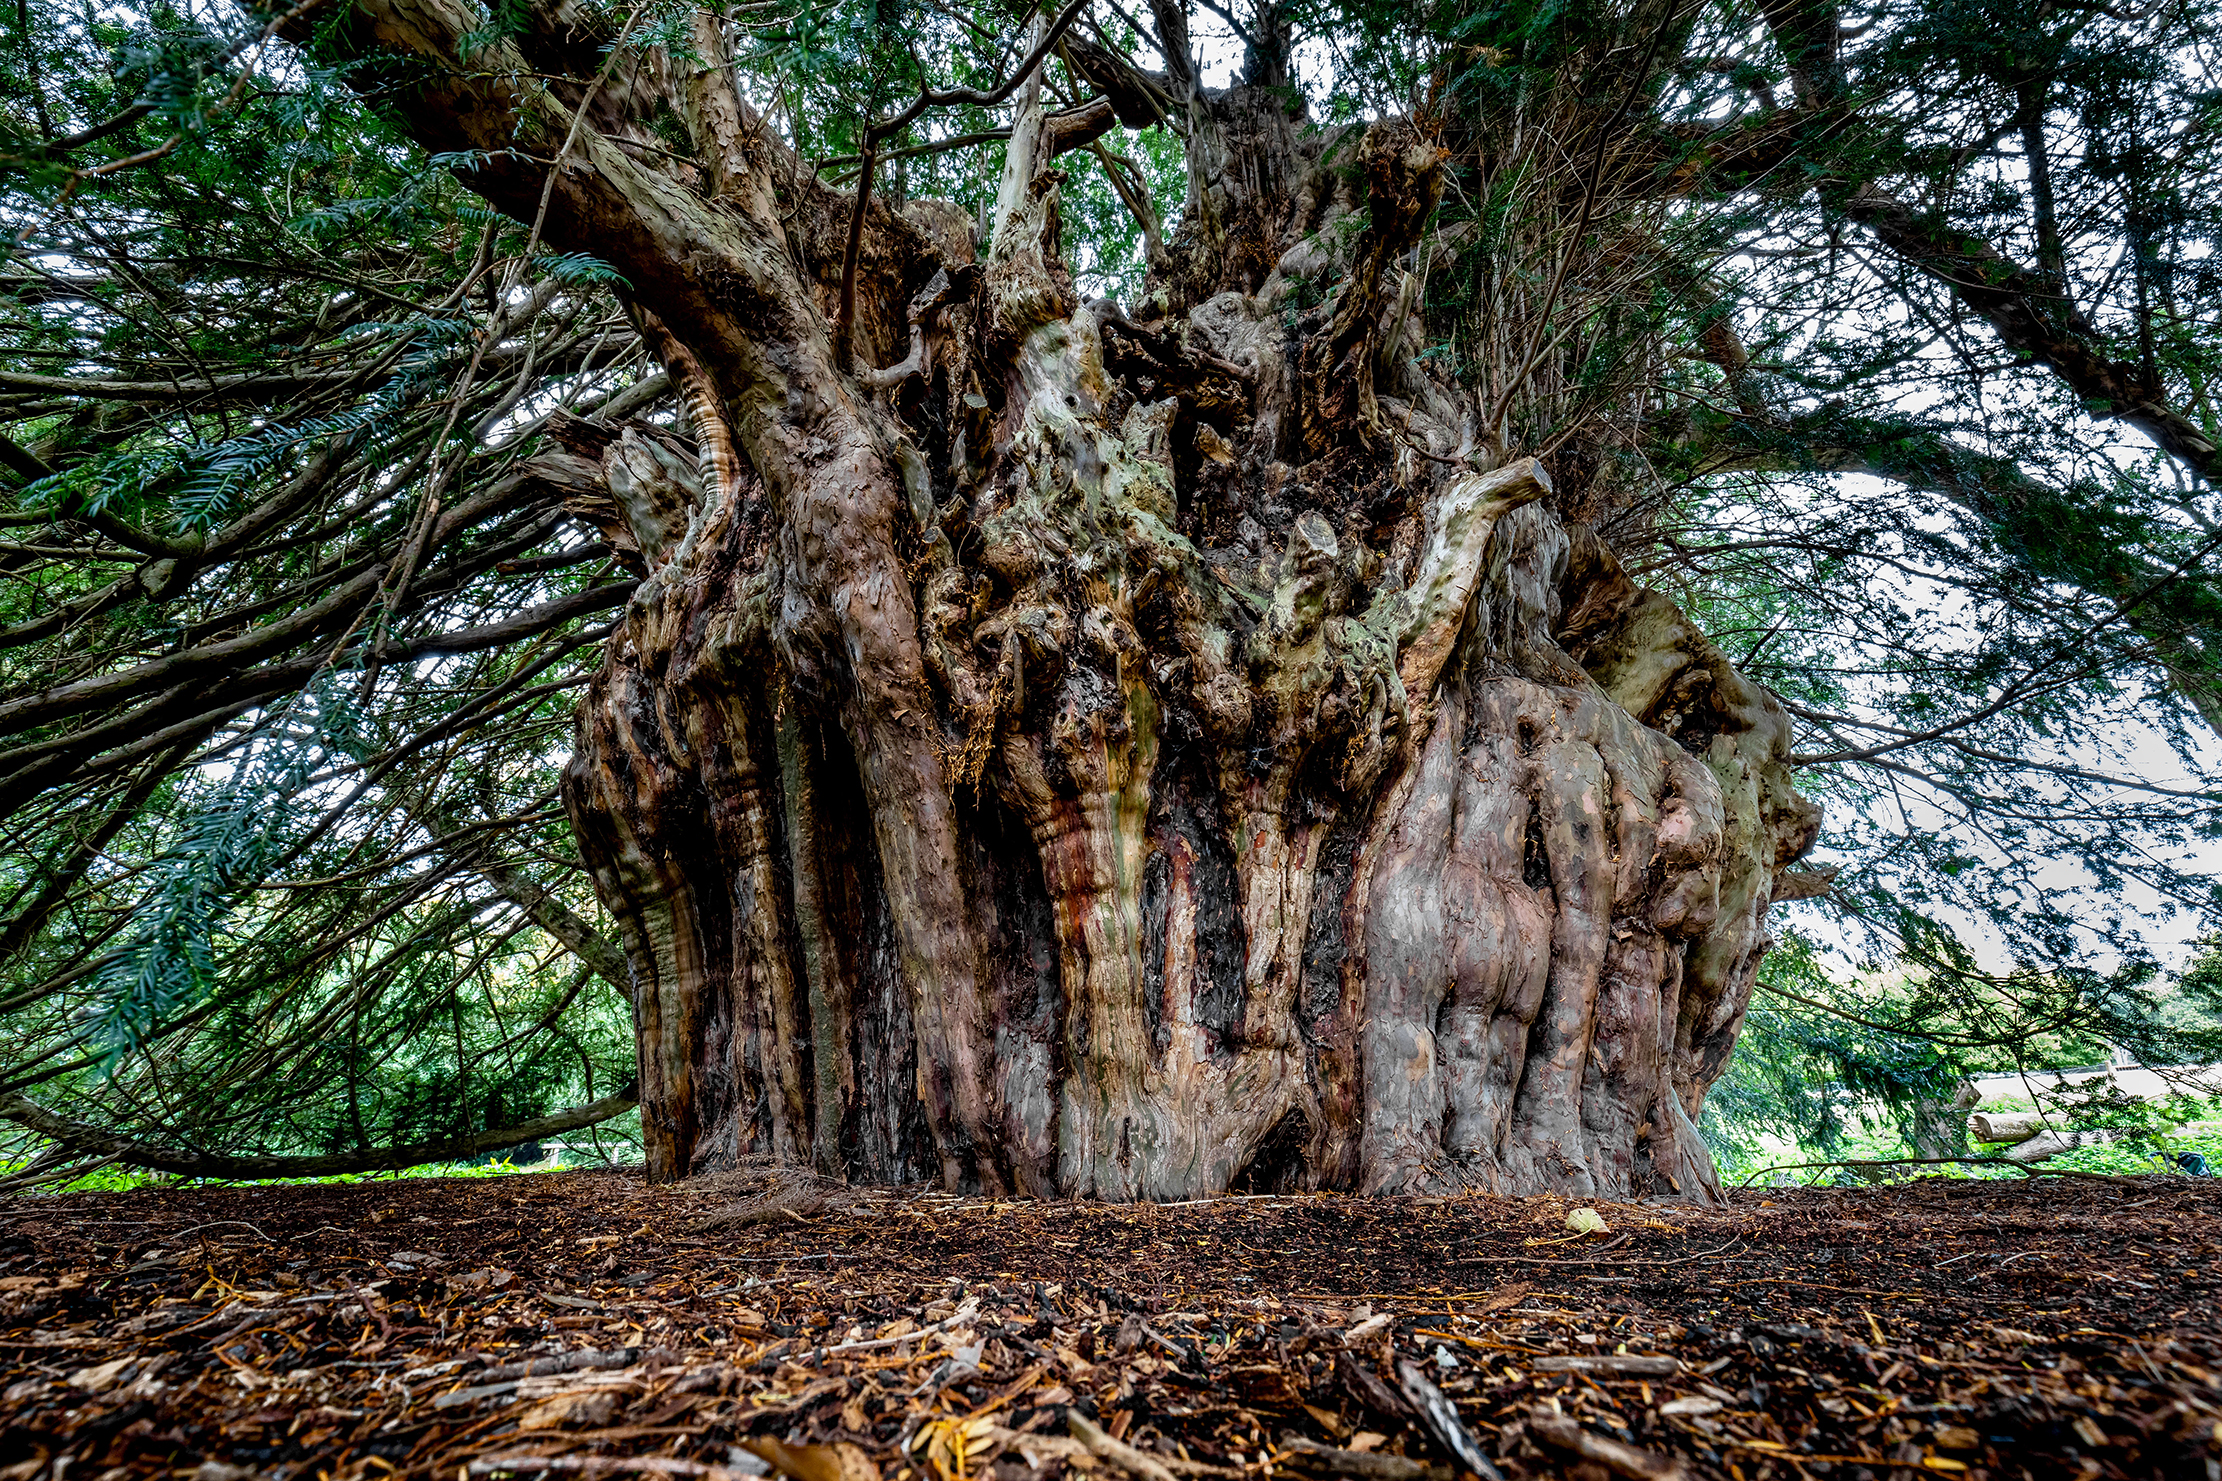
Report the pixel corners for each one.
[0,0,642,1181]
[1706,924,2222,1171]
[1061,126,1185,301]
[1701,935,1971,1169]
[534,252,631,289]
[1722,1089,2222,1187]
[93,677,365,1059]
[2,1117,646,1192]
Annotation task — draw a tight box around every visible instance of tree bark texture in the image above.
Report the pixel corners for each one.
[302,0,1819,1203]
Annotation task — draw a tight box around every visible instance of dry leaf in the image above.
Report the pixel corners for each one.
[67,1356,135,1393]
[1474,1282,1532,1313]
[740,1437,881,1481]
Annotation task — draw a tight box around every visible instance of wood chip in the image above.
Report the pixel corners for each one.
[4,1170,2213,1481]
[1527,1409,1684,1481]
[1278,1435,1450,1481]
[1531,1353,1681,1376]
[1393,1358,1505,1481]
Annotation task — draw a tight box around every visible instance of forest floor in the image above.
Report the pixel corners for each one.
[0,1170,2217,1481]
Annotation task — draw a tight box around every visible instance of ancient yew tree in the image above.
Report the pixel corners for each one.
[5,0,2220,1198]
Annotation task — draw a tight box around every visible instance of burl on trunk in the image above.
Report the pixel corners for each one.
[328,0,1819,1202]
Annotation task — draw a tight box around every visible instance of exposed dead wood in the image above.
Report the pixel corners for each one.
[2003,1127,2124,1164]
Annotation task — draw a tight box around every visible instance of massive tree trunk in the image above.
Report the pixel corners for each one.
[305,0,1817,1202]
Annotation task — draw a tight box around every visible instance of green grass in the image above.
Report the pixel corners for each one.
[3,1152,601,1195]
[1717,1089,2222,1186]
[2042,1125,2222,1177]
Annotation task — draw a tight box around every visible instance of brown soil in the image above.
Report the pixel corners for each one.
[2,1170,2217,1481]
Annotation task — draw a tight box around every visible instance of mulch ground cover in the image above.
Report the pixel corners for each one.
[2,1168,2217,1481]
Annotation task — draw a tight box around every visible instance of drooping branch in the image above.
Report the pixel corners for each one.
[1686,399,2222,735]
[0,581,631,821]
[0,1087,638,1179]
[815,101,1117,176]
[0,337,626,410]
[425,815,630,992]
[0,743,190,967]
[1737,0,2217,481]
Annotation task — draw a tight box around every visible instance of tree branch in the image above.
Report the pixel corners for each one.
[833,0,1096,361]
[1838,183,2219,480]
[0,1088,638,1180]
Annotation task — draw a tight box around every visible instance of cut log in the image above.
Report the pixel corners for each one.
[2001,1127,2121,1164]
[1966,1111,2044,1143]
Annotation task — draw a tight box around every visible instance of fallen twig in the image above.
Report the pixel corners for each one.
[1069,1409,1180,1481]
[1278,1435,1450,1481]
[1530,1354,1681,1376]
[1457,1236,1743,1268]
[469,1458,734,1479]
[475,1346,664,1383]
[799,1300,977,1363]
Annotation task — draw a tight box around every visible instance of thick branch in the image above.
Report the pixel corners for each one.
[1838,184,2219,480]
[1062,35,1178,127]
[0,584,631,820]
[426,812,630,992]
[0,744,188,965]
[1741,0,2217,480]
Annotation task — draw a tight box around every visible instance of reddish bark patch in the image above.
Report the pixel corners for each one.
[2,1172,2216,1481]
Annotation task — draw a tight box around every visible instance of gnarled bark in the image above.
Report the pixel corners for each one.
[298,0,1819,1202]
